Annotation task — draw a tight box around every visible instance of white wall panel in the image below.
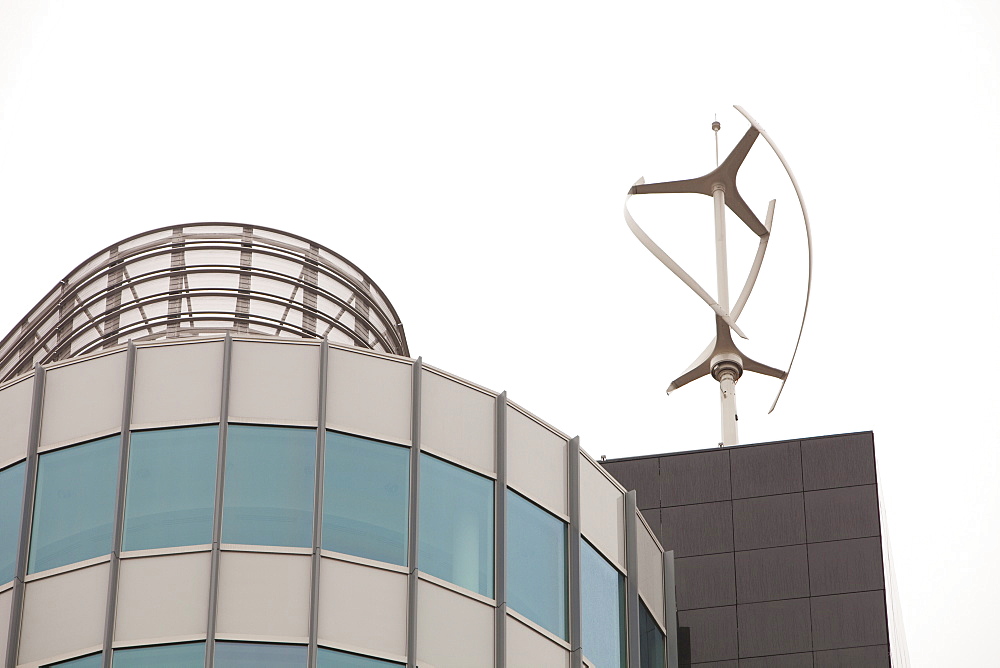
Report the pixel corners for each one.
[229,341,319,425]
[40,352,126,450]
[507,407,566,517]
[421,371,494,475]
[132,341,223,427]
[637,521,665,629]
[507,615,570,668]
[0,377,32,468]
[216,551,310,641]
[115,552,210,644]
[317,558,407,658]
[0,588,11,667]
[417,579,493,668]
[327,348,411,445]
[580,455,625,569]
[19,562,109,665]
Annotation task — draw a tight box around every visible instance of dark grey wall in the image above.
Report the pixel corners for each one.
[603,432,891,668]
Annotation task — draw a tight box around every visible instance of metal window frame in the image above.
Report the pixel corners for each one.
[4,365,44,668]
[205,333,233,668]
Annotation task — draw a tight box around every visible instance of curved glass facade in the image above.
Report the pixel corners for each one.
[0,336,669,668]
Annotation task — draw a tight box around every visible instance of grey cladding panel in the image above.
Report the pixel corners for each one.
[801,433,876,490]
[736,598,812,657]
[804,486,881,543]
[811,590,888,650]
[689,662,737,668]
[732,494,805,551]
[677,606,737,663]
[814,644,890,667]
[729,441,802,499]
[808,537,885,596]
[737,653,813,668]
[659,502,733,558]
[659,451,731,507]
[674,553,736,610]
[601,458,660,510]
[735,545,809,604]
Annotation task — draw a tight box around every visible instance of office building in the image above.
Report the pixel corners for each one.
[602,434,892,667]
[0,224,673,668]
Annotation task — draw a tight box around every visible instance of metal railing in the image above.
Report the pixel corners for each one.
[0,223,409,382]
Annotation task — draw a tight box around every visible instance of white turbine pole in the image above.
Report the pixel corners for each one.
[712,181,739,446]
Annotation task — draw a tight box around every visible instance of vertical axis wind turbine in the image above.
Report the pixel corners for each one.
[623,106,813,446]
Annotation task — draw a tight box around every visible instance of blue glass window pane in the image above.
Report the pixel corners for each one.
[507,489,567,639]
[317,647,403,668]
[113,642,205,667]
[214,642,307,668]
[639,601,666,668]
[0,462,25,583]
[123,426,218,551]
[323,432,408,565]
[581,538,626,668]
[45,653,102,667]
[222,426,315,548]
[29,437,119,573]
[418,454,493,597]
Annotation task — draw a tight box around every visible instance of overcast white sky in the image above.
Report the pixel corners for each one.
[1,1,997,664]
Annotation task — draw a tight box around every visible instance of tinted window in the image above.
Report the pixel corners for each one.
[323,432,408,565]
[0,462,25,583]
[45,653,102,667]
[507,489,567,638]
[317,647,403,667]
[214,642,307,667]
[123,426,218,551]
[114,642,205,667]
[639,601,666,668]
[419,454,493,597]
[222,426,315,548]
[581,538,626,668]
[29,436,119,573]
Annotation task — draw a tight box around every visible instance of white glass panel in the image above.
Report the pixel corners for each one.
[40,352,126,449]
[19,562,109,665]
[637,521,665,629]
[132,341,223,426]
[216,552,311,640]
[115,552,211,644]
[507,616,570,668]
[416,579,493,668]
[580,455,625,569]
[229,341,319,425]
[420,372,495,474]
[507,407,566,517]
[0,377,32,467]
[317,559,407,658]
[327,349,410,445]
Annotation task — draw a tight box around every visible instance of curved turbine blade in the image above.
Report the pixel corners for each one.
[624,178,748,339]
[733,106,813,413]
[731,199,774,321]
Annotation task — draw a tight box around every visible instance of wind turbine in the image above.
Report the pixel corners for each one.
[623,106,813,446]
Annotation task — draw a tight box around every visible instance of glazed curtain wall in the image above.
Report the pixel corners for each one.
[0,340,671,668]
[46,643,402,667]
[19,427,413,576]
